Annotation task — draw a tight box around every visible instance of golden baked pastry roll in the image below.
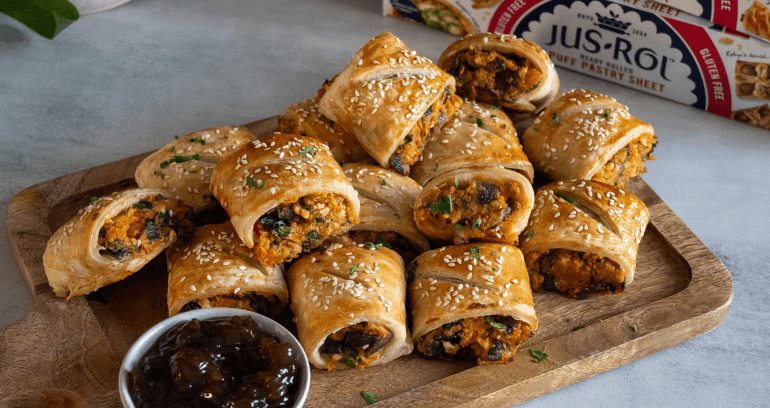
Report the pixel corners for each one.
[135,126,256,212]
[166,222,288,317]
[209,134,360,266]
[742,1,770,42]
[413,166,534,245]
[278,98,372,164]
[734,60,770,100]
[410,100,534,186]
[438,33,559,114]
[522,89,657,189]
[286,243,413,371]
[411,0,477,36]
[410,243,537,364]
[43,189,192,299]
[520,180,650,298]
[317,32,463,175]
[341,163,429,262]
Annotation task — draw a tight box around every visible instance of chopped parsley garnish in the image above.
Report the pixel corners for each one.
[364,242,382,250]
[339,161,345,167]
[429,195,453,215]
[304,205,310,210]
[361,391,378,405]
[404,135,413,144]
[531,349,548,363]
[501,124,507,129]
[160,154,200,169]
[89,196,99,205]
[388,74,398,79]
[342,352,358,368]
[492,251,497,256]
[632,325,638,332]
[155,194,166,201]
[24,229,35,234]
[555,193,574,203]
[454,179,459,188]
[476,118,483,128]
[471,218,481,230]
[453,223,463,230]
[33,258,41,264]
[602,110,609,118]
[443,320,460,329]
[133,201,154,210]
[486,316,507,330]
[525,230,533,239]
[490,105,501,109]
[376,235,392,249]
[552,113,560,124]
[170,146,175,153]
[573,326,585,331]
[189,137,206,145]
[350,266,358,275]
[314,217,325,222]
[433,162,439,172]
[276,226,291,237]
[462,96,468,102]
[527,83,540,92]
[187,170,197,174]
[299,146,317,157]
[381,179,387,186]
[246,176,258,188]
[490,115,497,118]
[405,260,418,281]
[305,231,320,242]
[470,246,480,254]
[154,171,164,179]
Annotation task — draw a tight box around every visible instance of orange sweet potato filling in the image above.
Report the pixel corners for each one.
[592,132,657,188]
[525,249,625,299]
[323,322,391,371]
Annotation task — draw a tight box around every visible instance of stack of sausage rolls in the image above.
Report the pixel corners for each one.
[42,31,656,373]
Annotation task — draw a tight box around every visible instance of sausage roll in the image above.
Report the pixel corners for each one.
[411,244,537,364]
[734,60,770,101]
[286,243,413,371]
[520,180,650,298]
[166,222,288,317]
[410,100,534,186]
[742,1,770,42]
[135,126,256,213]
[413,166,534,245]
[411,0,477,36]
[43,189,192,299]
[438,33,559,115]
[340,163,429,263]
[317,32,463,175]
[209,134,360,266]
[522,89,657,189]
[278,98,372,164]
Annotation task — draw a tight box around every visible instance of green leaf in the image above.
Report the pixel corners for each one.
[443,320,460,329]
[363,242,381,250]
[155,194,166,201]
[531,349,548,363]
[276,226,291,237]
[23,229,35,234]
[299,146,317,157]
[632,325,638,332]
[343,352,358,368]
[485,316,507,330]
[160,154,200,169]
[361,391,378,405]
[525,230,533,239]
[314,217,325,222]
[404,135,413,144]
[454,179,459,188]
[133,201,154,210]
[33,257,41,263]
[246,176,257,188]
[381,179,387,186]
[470,246,480,254]
[189,137,206,145]
[490,105,501,109]
[433,162,439,172]
[257,180,264,189]
[552,113,560,124]
[305,231,320,242]
[0,0,80,39]
[453,223,463,230]
[602,110,609,118]
[501,124,507,129]
[555,193,574,203]
[376,235,392,249]
[89,196,99,205]
[471,218,481,230]
[476,118,483,128]
[573,326,585,331]
[429,195,452,215]
[154,171,164,179]
[350,266,358,275]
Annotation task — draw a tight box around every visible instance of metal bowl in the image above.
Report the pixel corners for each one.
[118,307,310,408]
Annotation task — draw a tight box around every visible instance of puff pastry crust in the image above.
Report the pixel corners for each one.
[341,163,429,257]
[438,33,559,114]
[411,100,534,186]
[522,89,657,188]
[43,188,189,299]
[742,2,770,42]
[286,243,413,370]
[166,222,288,317]
[413,166,534,244]
[278,98,373,164]
[317,32,462,174]
[735,60,770,100]
[410,243,537,364]
[520,180,649,298]
[209,134,360,266]
[135,126,256,212]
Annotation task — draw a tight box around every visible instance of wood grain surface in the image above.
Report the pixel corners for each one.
[2,116,732,407]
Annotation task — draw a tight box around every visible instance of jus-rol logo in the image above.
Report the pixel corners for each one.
[493,0,705,109]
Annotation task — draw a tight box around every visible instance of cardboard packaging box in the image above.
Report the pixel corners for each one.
[384,0,770,130]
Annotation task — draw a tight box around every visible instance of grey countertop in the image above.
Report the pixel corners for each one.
[1,0,767,406]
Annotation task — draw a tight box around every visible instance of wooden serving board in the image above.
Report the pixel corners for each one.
[1,116,732,408]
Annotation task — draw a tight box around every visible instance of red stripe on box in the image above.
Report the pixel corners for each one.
[489,0,539,33]
[712,0,739,31]
[665,17,732,117]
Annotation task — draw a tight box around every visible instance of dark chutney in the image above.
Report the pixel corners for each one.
[128,315,301,408]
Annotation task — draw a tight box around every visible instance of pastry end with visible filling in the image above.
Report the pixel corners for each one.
[525,249,626,299]
[591,132,657,188]
[319,322,392,371]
